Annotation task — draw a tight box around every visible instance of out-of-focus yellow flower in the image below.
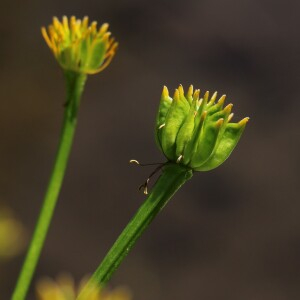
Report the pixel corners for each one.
[41,16,118,74]
[0,207,25,259]
[36,274,132,300]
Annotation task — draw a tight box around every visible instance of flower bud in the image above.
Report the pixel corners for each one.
[155,85,249,171]
[41,16,118,74]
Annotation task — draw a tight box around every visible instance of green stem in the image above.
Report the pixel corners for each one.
[11,71,87,300]
[78,163,193,299]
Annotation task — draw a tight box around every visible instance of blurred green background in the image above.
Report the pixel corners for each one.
[0,0,300,299]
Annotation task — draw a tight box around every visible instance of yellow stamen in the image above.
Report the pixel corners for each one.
[103,39,116,59]
[98,23,109,36]
[193,89,200,101]
[82,16,89,30]
[53,17,61,30]
[203,91,209,102]
[62,16,69,32]
[90,21,97,33]
[228,113,234,122]
[41,27,53,48]
[173,89,180,101]
[162,86,169,98]
[178,84,184,96]
[70,17,77,37]
[48,26,58,40]
[197,98,203,107]
[218,95,226,106]
[102,32,112,45]
[223,103,233,114]
[187,85,193,98]
[239,117,250,126]
[209,91,218,104]
[216,118,224,127]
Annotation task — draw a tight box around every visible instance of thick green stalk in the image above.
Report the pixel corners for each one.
[11,71,87,300]
[78,163,193,299]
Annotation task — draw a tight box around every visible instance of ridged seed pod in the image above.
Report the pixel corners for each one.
[155,85,249,171]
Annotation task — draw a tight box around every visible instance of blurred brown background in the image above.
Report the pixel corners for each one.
[0,0,300,299]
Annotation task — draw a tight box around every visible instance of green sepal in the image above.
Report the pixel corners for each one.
[183,111,206,165]
[60,47,75,69]
[155,87,173,151]
[201,104,233,162]
[175,99,197,157]
[193,97,207,130]
[80,37,90,68]
[161,90,189,160]
[195,121,247,171]
[190,118,223,169]
[86,40,106,70]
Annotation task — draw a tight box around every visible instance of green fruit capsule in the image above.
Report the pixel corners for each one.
[155,85,249,171]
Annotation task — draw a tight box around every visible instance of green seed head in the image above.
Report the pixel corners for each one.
[155,85,249,171]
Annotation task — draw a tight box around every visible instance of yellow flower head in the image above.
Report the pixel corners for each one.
[41,16,118,74]
[36,274,132,300]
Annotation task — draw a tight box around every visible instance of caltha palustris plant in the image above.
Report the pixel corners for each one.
[78,84,249,299]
